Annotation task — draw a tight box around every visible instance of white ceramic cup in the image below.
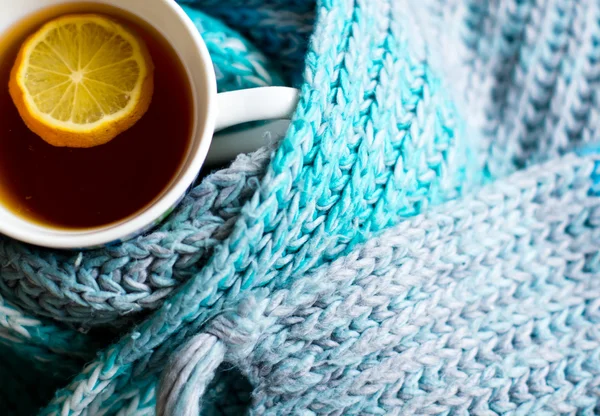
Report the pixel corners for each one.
[0,0,299,249]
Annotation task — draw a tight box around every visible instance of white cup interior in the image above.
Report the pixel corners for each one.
[0,0,217,249]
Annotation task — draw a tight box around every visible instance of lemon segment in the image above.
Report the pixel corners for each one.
[9,14,154,148]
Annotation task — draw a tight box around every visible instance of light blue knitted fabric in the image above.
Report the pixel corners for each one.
[1,0,600,415]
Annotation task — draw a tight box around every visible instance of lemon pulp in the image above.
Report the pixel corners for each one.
[9,14,154,148]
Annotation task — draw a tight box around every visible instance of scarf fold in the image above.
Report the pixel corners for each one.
[0,1,599,415]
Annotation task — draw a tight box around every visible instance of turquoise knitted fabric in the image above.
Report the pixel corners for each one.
[1,0,600,414]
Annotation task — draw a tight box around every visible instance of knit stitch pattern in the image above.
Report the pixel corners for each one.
[218,153,600,415]
[2,0,600,415]
[180,0,316,84]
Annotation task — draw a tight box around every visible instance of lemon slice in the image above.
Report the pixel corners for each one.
[9,14,154,148]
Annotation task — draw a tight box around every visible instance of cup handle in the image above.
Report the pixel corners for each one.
[206,86,300,164]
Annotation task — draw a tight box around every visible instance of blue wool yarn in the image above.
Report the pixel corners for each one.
[159,152,600,415]
[179,0,316,84]
[1,0,600,415]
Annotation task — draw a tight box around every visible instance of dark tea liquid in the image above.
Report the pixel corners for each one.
[0,3,193,229]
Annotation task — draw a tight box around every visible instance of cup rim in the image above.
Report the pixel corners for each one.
[0,0,218,249]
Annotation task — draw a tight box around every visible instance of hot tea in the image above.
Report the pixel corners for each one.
[0,3,193,229]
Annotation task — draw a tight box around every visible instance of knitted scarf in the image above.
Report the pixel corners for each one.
[1,0,600,414]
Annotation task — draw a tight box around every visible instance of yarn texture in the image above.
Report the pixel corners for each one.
[1,0,600,415]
